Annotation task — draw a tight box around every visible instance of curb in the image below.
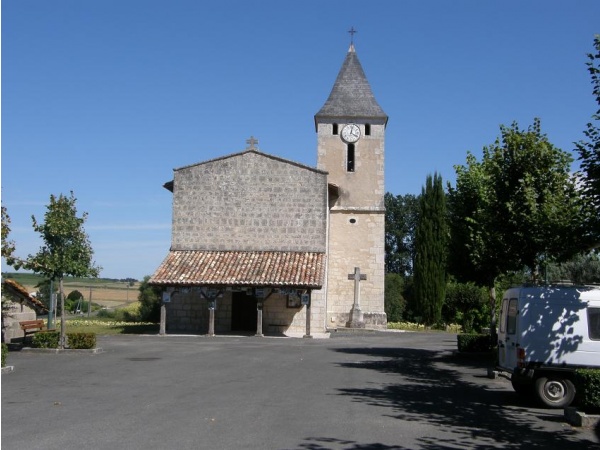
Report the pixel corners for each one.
[1,365,15,374]
[19,347,104,354]
[564,407,600,428]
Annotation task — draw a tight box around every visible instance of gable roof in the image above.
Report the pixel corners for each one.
[315,44,388,126]
[163,149,327,192]
[2,278,49,314]
[149,250,325,288]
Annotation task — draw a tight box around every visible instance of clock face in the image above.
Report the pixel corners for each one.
[341,124,361,143]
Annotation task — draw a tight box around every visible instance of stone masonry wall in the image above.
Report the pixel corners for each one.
[164,288,323,336]
[325,211,386,329]
[315,121,387,329]
[171,151,328,252]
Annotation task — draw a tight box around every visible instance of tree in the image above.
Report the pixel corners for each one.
[547,252,600,284]
[384,273,406,322]
[20,192,100,348]
[2,205,16,262]
[67,290,84,312]
[385,192,419,275]
[575,35,600,249]
[494,120,583,276]
[138,276,161,323]
[33,279,58,311]
[448,119,583,335]
[413,173,447,326]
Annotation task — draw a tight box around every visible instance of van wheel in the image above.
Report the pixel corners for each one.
[534,376,575,408]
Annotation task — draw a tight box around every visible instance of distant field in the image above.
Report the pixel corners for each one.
[2,272,141,309]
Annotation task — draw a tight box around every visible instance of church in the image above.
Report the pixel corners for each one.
[149,40,388,337]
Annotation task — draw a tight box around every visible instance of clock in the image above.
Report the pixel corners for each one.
[341,123,361,143]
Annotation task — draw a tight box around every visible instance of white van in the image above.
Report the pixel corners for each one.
[497,285,600,408]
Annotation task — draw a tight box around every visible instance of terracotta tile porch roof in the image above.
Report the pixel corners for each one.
[149,251,326,288]
[2,278,49,314]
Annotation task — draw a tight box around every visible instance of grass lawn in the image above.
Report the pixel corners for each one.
[59,318,159,335]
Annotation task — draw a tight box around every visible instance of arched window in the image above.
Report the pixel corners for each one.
[333,123,338,135]
[365,123,371,136]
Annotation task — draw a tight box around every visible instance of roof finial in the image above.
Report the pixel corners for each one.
[246,136,259,150]
[348,26,357,45]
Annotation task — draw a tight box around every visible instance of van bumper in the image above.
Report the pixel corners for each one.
[514,367,535,379]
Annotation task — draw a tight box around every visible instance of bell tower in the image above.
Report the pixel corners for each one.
[314,39,388,329]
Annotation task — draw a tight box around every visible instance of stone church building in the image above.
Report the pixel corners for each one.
[149,42,388,336]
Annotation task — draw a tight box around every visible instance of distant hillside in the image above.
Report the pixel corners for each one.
[2,272,141,309]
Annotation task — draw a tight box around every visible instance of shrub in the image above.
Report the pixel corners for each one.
[387,321,427,331]
[574,369,600,412]
[385,273,406,322]
[1,343,7,367]
[96,309,116,319]
[32,331,60,348]
[138,276,161,323]
[67,332,96,349]
[443,282,488,333]
[457,333,493,353]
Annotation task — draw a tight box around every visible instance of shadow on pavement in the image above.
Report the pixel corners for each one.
[295,346,598,450]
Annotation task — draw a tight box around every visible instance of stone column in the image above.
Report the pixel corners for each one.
[207,299,215,337]
[159,303,166,336]
[303,292,312,338]
[255,302,264,337]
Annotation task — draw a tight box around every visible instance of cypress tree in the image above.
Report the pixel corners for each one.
[413,173,447,326]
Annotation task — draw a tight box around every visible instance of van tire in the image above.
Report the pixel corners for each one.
[534,376,575,408]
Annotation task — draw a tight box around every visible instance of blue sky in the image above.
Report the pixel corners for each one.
[2,0,599,280]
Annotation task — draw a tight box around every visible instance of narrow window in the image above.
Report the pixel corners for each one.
[499,299,508,333]
[588,308,600,340]
[365,123,371,136]
[507,298,518,335]
[332,123,338,135]
[347,144,355,172]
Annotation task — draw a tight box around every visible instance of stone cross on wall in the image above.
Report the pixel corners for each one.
[346,267,366,328]
[246,136,259,150]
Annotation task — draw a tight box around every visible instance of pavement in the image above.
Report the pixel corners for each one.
[2,331,599,450]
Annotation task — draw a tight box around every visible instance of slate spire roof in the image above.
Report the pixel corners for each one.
[315,44,388,125]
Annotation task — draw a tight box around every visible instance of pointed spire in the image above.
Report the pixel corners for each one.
[315,44,387,125]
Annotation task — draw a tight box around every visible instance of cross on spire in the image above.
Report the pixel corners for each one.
[348,26,357,45]
[246,136,259,150]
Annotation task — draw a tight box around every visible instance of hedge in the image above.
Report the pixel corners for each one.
[32,331,96,349]
[32,331,60,348]
[67,333,96,349]
[457,333,493,353]
[574,369,600,412]
[1,343,7,367]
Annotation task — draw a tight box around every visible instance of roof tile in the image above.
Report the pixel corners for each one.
[149,251,326,288]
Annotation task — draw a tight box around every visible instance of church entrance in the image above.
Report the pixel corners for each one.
[231,291,257,332]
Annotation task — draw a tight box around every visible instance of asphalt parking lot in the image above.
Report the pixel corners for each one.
[2,331,599,450]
